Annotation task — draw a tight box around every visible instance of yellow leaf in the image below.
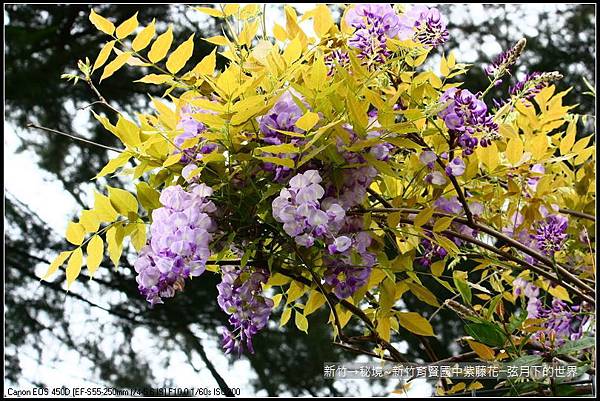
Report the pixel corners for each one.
[100,51,132,81]
[304,291,326,316]
[115,12,138,39]
[166,33,195,74]
[396,311,435,336]
[106,225,124,269]
[447,51,456,68]
[529,135,548,160]
[152,97,177,130]
[89,9,115,35]
[476,142,499,171]
[135,73,172,85]
[130,223,147,252]
[42,251,72,281]
[94,151,131,179]
[203,35,230,46]
[295,311,309,333]
[66,248,83,289]
[191,48,216,76]
[86,235,104,278]
[467,339,496,360]
[506,137,524,165]
[547,285,572,302]
[107,186,138,215]
[559,119,577,155]
[295,111,319,131]
[223,4,240,16]
[80,210,100,233]
[440,55,449,76]
[136,182,162,211]
[376,316,392,342]
[92,40,116,72]
[313,4,334,37]
[256,156,295,168]
[271,293,283,309]
[282,35,302,65]
[273,23,287,41]
[430,260,445,277]
[66,222,85,245]
[115,114,141,147]
[280,307,292,326]
[132,19,155,51]
[195,6,225,18]
[93,191,118,221]
[286,281,306,304]
[240,4,260,19]
[147,25,173,63]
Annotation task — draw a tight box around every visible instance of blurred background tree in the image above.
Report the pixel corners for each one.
[4,3,595,396]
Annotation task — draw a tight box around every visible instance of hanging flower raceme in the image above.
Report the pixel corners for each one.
[134,184,217,305]
[438,88,499,154]
[217,265,274,355]
[485,38,526,78]
[175,103,218,164]
[494,71,563,108]
[345,4,401,63]
[397,5,449,47]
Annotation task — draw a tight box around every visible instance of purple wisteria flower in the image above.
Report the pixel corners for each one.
[217,265,274,354]
[345,4,401,63]
[438,88,499,154]
[258,89,309,181]
[324,49,350,76]
[397,5,449,47]
[324,264,372,299]
[485,38,526,77]
[175,103,218,165]
[494,71,563,108]
[513,278,590,347]
[134,184,217,305]
[445,157,466,177]
[531,214,569,257]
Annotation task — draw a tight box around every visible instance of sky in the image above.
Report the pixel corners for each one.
[4,2,578,397]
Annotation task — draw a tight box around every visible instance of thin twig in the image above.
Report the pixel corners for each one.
[26,123,124,153]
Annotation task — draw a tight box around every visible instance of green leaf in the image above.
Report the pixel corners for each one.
[453,270,472,305]
[86,235,104,278]
[465,322,506,347]
[108,186,138,215]
[556,336,595,355]
[136,182,162,211]
[396,311,435,336]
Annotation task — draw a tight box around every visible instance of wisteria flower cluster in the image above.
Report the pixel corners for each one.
[50,5,594,391]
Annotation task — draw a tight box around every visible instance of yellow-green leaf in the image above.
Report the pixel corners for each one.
[89,9,115,35]
[376,316,392,342]
[86,235,104,278]
[66,222,86,245]
[467,339,495,360]
[433,216,454,233]
[257,143,299,154]
[163,152,183,167]
[256,156,295,168]
[92,40,116,72]
[147,25,173,63]
[407,281,440,307]
[166,33,195,74]
[295,311,309,333]
[66,247,83,288]
[271,293,283,309]
[42,251,72,280]
[396,311,435,336]
[95,150,131,179]
[115,12,138,39]
[100,51,132,81]
[130,223,147,253]
[107,186,138,215]
[94,191,119,222]
[132,19,156,51]
[295,111,320,131]
[414,207,434,228]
